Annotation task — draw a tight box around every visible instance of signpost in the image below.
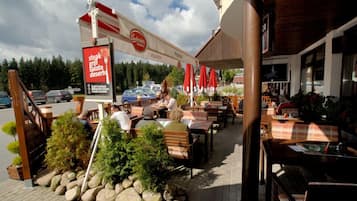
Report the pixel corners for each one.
[81,38,115,194]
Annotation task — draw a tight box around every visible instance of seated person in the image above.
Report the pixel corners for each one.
[110,103,131,132]
[164,108,187,131]
[135,107,163,129]
[78,110,94,139]
[276,95,296,115]
[164,93,177,111]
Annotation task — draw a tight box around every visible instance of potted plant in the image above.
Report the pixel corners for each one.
[2,121,23,180]
[291,91,326,122]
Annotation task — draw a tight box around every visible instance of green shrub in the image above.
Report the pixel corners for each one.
[195,94,209,105]
[2,121,16,139]
[45,111,90,172]
[7,141,19,155]
[2,121,21,166]
[131,124,172,191]
[94,118,133,184]
[12,155,22,166]
[220,86,243,96]
[176,93,188,107]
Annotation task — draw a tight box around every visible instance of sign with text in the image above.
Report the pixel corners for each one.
[82,42,116,102]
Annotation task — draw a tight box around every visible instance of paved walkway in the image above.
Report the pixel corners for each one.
[0,116,266,201]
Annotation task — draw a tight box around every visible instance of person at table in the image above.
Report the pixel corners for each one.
[163,92,177,111]
[110,103,131,132]
[164,109,187,131]
[135,107,163,129]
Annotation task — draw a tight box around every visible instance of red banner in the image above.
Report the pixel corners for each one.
[83,45,112,84]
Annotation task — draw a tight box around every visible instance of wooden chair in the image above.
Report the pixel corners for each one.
[162,130,196,178]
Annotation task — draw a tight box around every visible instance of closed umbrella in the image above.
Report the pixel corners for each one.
[183,63,196,93]
[198,65,207,93]
[208,68,217,94]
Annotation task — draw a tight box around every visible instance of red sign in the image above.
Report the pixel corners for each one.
[82,45,112,84]
[130,29,147,52]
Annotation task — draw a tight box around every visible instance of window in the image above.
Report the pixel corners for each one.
[341,54,357,97]
[301,45,325,94]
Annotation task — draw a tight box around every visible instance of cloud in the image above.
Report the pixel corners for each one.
[0,0,219,62]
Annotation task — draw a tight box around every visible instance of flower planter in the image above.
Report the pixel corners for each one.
[7,165,24,180]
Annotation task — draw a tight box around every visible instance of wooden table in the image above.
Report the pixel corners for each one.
[263,139,357,201]
[157,118,213,161]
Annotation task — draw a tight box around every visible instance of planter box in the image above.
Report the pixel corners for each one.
[7,165,24,180]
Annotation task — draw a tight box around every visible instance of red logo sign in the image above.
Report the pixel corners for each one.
[130,29,147,52]
[82,45,112,84]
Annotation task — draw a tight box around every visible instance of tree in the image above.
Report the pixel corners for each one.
[0,59,9,91]
[222,69,236,84]
[166,66,184,87]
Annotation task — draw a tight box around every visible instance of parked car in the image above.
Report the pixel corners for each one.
[29,90,46,105]
[121,88,157,103]
[0,91,11,108]
[46,90,73,103]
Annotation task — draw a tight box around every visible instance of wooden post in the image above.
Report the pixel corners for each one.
[8,70,33,187]
[241,0,262,201]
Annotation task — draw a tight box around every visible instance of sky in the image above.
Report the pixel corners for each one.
[0,0,219,63]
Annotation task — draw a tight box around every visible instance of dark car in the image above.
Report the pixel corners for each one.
[121,88,156,103]
[29,90,46,105]
[46,90,72,103]
[0,91,11,108]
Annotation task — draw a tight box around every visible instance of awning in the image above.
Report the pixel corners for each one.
[195,28,243,69]
[78,2,198,67]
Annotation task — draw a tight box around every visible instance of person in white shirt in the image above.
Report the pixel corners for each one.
[110,104,131,132]
[164,93,177,111]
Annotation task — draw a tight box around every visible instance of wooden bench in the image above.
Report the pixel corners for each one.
[270,121,339,143]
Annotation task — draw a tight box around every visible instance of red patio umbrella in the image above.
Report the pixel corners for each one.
[198,65,207,92]
[183,63,196,93]
[208,68,217,89]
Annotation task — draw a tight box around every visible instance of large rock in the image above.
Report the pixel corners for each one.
[67,172,76,181]
[88,173,103,189]
[55,185,66,195]
[77,177,85,186]
[76,170,85,179]
[128,174,138,181]
[142,190,162,201]
[122,178,133,189]
[66,180,78,190]
[133,180,144,194]
[61,171,71,186]
[115,183,124,194]
[105,183,114,190]
[116,188,142,201]
[36,171,57,187]
[81,186,104,201]
[96,188,116,201]
[65,186,80,201]
[50,175,62,191]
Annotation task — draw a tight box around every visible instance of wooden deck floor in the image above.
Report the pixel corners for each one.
[169,117,258,201]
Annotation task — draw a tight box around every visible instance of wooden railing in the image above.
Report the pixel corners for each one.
[8,70,50,184]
